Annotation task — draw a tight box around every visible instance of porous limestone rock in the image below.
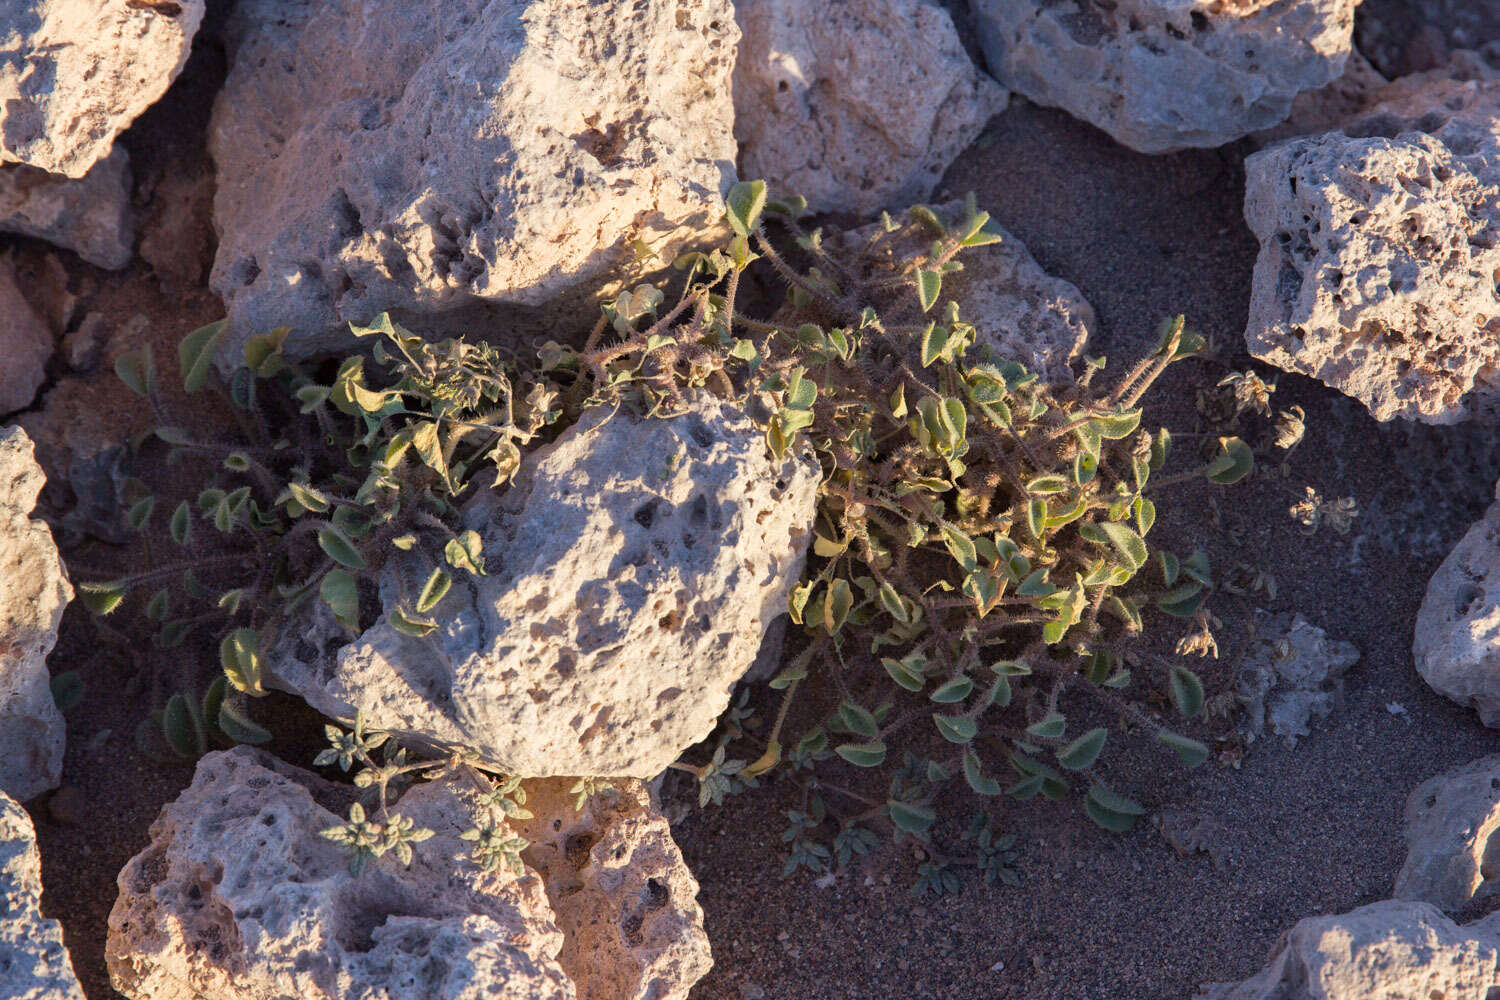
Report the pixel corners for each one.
[105,747,574,1000]
[1,788,85,1000]
[1195,900,1500,999]
[0,260,53,415]
[837,200,1093,382]
[970,0,1360,154]
[733,0,1007,215]
[105,749,711,1000]
[1251,51,1388,148]
[0,426,72,801]
[1414,495,1500,726]
[0,0,205,177]
[1396,755,1500,913]
[1236,614,1360,748]
[208,0,738,370]
[512,779,711,1000]
[0,151,133,268]
[267,395,821,778]
[1242,78,1500,424]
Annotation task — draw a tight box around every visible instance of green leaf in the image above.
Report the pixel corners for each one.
[824,578,854,634]
[318,526,366,570]
[416,567,452,614]
[219,629,265,696]
[77,580,128,616]
[916,270,942,312]
[1026,712,1066,739]
[933,713,977,744]
[127,496,155,532]
[162,694,203,758]
[877,581,910,624]
[835,741,887,768]
[284,482,330,514]
[177,320,228,393]
[169,500,192,546]
[1135,497,1157,536]
[1093,409,1142,439]
[391,605,439,637]
[444,530,486,575]
[929,677,974,704]
[882,657,925,692]
[962,747,1002,795]
[1158,583,1207,619]
[1157,730,1210,767]
[145,588,170,622]
[1098,521,1148,572]
[940,524,977,571]
[218,700,272,745]
[1205,437,1254,485]
[319,569,360,632]
[1085,784,1146,832]
[835,701,880,739]
[725,180,768,237]
[887,799,936,835]
[50,671,84,713]
[1168,666,1205,719]
[1057,728,1107,770]
[114,345,157,397]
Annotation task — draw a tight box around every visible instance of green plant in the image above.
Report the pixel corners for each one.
[541,182,1264,882]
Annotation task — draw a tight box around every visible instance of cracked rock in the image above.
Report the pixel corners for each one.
[0,151,134,268]
[1,788,85,1000]
[1236,613,1360,748]
[970,0,1359,154]
[0,426,72,801]
[1396,755,1500,914]
[105,748,711,1000]
[267,395,820,778]
[1414,495,1500,726]
[208,0,738,371]
[0,0,205,177]
[733,0,1006,215]
[1243,78,1500,424]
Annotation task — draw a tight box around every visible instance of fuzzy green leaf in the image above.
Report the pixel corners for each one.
[835,741,887,768]
[1156,730,1210,767]
[1057,728,1107,770]
[417,567,452,614]
[317,526,366,570]
[319,569,360,632]
[1168,665,1205,719]
[725,180,768,237]
[178,320,228,393]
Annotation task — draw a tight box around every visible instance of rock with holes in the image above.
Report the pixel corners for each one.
[105,748,710,1000]
[0,259,53,415]
[836,200,1093,382]
[1236,613,1360,748]
[512,779,710,1000]
[1415,495,1500,726]
[969,0,1360,154]
[1,788,86,1000]
[1195,900,1500,999]
[0,150,133,268]
[1242,78,1500,424]
[0,426,72,801]
[208,0,737,371]
[266,395,821,778]
[105,747,574,1000]
[0,0,205,177]
[1396,755,1500,913]
[733,0,1006,215]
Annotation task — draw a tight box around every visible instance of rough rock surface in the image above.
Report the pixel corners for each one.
[1358,0,1500,79]
[1242,78,1500,424]
[209,0,737,370]
[1415,495,1500,726]
[0,151,133,268]
[106,749,711,1000]
[1236,614,1360,748]
[1251,51,1388,148]
[0,260,53,415]
[513,779,711,1000]
[839,200,1093,382]
[106,747,574,1000]
[0,0,205,177]
[1,788,85,1000]
[1195,900,1500,999]
[733,0,1006,215]
[0,426,71,801]
[1396,755,1500,913]
[268,396,821,778]
[970,0,1359,154]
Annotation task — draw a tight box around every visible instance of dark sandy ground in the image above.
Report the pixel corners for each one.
[11,4,1500,1000]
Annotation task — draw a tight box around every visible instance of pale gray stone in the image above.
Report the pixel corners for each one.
[970,0,1359,154]
[0,0,204,177]
[0,150,133,269]
[1396,755,1500,913]
[267,396,821,778]
[0,426,71,801]
[733,0,1006,215]
[0,788,85,1000]
[1236,614,1359,748]
[208,0,738,370]
[1414,496,1500,726]
[0,259,52,415]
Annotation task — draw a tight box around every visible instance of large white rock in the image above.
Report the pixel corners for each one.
[267,396,821,778]
[1236,614,1360,748]
[1,788,86,1000]
[1396,755,1500,913]
[0,151,133,269]
[0,0,205,177]
[0,260,53,415]
[1414,495,1500,726]
[733,0,1006,215]
[105,748,711,1000]
[208,0,738,370]
[1242,78,1500,424]
[1195,900,1500,999]
[0,426,72,802]
[969,0,1359,154]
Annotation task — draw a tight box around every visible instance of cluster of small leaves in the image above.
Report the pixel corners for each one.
[77,314,562,744]
[546,182,1271,877]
